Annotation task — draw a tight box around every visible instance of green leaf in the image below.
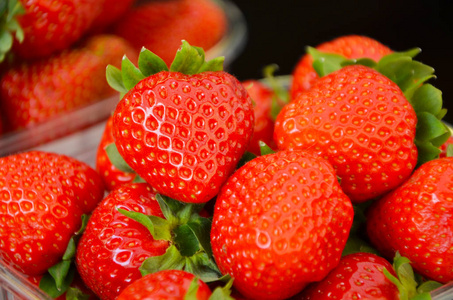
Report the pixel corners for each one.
[117,208,172,241]
[0,30,13,52]
[106,65,128,95]
[307,46,347,77]
[378,48,421,67]
[39,265,76,298]
[170,40,206,75]
[415,112,448,142]
[342,236,380,257]
[417,280,443,294]
[105,142,135,173]
[155,194,185,224]
[410,84,442,116]
[342,57,377,68]
[173,224,200,257]
[198,57,225,73]
[415,140,442,167]
[185,252,223,282]
[185,217,213,258]
[140,245,186,276]
[209,277,235,300]
[447,144,453,158]
[184,278,200,300]
[65,287,91,300]
[259,141,276,156]
[261,64,290,119]
[121,55,145,90]
[138,47,169,77]
[47,260,72,291]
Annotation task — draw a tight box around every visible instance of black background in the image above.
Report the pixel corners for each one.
[227,0,453,122]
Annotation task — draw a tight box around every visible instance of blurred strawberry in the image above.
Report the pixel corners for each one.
[290,35,393,99]
[89,0,136,34]
[113,0,227,66]
[0,34,136,131]
[6,0,103,60]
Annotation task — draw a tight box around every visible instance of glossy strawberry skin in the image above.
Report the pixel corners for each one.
[14,0,102,60]
[0,34,136,132]
[295,252,399,300]
[113,71,254,204]
[0,151,104,276]
[76,183,169,300]
[96,116,135,191]
[366,157,453,283]
[275,65,418,203]
[211,150,354,300]
[117,269,212,300]
[113,0,227,66]
[242,80,277,156]
[290,35,393,99]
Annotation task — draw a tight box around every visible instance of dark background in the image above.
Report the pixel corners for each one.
[227,0,453,122]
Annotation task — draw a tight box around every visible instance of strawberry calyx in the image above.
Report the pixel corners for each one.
[105,142,144,183]
[106,40,225,98]
[260,64,290,119]
[307,47,451,166]
[0,0,24,62]
[383,252,442,300]
[186,276,235,300]
[118,194,223,283]
[39,214,89,298]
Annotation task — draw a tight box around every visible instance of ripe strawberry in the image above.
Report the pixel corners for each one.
[113,0,227,66]
[117,270,212,300]
[8,0,103,60]
[274,64,418,202]
[211,150,354,300]
[76,183,169,300]
[0,34,136,131]
[366,156,453,283]
[242,79,278,156]
[0,151,104,276]
[88,0,136,34]
[76,182,220,299]
[296,252,399,300]
[290,35,393,98]
[96,116,136,191]
[109,41,254,203]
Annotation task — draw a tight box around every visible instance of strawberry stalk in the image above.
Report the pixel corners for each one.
[383,252,442,300]
[118,194,223,282]
[0,0,24,62]
[307,47,451,166]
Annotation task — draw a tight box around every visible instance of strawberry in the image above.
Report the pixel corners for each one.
[5,0,103,60]
[108,41,254,203]
[290,35,393,99]
[210,149,354,300]
[366,156,453,283]
[96,115,136,191]
[275,64,419,202]
[439,135,453,158]
[0,34,136,131]
[113,0,227,66]
[117,270,212,300]
[242,79,278,156]
[88,0,136,34]
[0,151,104,280]
[76,182,221,299]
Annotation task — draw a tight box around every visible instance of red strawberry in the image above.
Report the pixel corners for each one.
[274,64,418,202]
[439,135,453,158]
[88,0,136,34]
[76,183,169,300]
[96,116,136,191]
[109,42,254,203]
[0,151,104,276]
[10,0,103,60]
[242,79,278,156]
[211,150,354,300]
[296,252,399,300]
[117,270,212,300]
[290,35,393,98]
[0,34,136,131]
[366,156,453,283]
[113,0,227,66]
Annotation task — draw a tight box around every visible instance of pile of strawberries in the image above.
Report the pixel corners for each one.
[0,4,452,300]
[0,0,226,135]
